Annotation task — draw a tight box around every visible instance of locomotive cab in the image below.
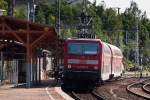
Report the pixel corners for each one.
[63,39,102,85]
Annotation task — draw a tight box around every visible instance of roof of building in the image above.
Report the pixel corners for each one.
[0,16,58,50]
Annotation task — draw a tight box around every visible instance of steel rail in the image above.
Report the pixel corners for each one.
[71,91,82,100]
[91,90,106,100]
[127,78,150,99]
[142,83,150,94]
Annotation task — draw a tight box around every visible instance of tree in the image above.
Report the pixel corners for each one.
[14,6,27,19]
[0,0,7,9]
[87,3,103,38]
[35,4,46,24]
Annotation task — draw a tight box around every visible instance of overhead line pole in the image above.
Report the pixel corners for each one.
[0,52,3,85]
[116,7,121,47]
[134,13,140,78]
[7,0,14,16]
[58,0,61,38]
[136,17,141,77]
[29,0,35,22]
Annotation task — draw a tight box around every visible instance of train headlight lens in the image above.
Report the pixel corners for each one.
[94,66,98,70]
[68,64,71,69]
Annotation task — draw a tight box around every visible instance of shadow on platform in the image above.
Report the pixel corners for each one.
[11,79,59,89]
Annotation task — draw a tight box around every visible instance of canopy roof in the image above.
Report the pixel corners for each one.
[0,16,58,50]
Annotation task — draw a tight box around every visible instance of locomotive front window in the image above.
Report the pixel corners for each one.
[68,43,99,55]
[68,43,82,55]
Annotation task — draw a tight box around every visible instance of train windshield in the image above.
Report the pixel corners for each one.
[68,43,99,55]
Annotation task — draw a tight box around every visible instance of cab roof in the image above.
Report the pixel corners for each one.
[66,38,102,42]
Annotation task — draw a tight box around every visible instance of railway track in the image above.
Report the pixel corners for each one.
[69,77,127,100]
[142,82,150,94]
[71,91,81,100]
[71,89,106,100]
[91,90,106,100]
[66,77,148,100]
[127,78,150,99]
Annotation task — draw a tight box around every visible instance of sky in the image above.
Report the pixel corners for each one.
[89,0,150,18]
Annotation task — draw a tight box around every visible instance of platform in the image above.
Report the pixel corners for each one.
[0,79,73,100]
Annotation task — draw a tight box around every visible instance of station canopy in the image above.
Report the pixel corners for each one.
[0,16,59,55]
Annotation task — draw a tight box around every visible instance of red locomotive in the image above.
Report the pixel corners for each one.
[62,38,124,89]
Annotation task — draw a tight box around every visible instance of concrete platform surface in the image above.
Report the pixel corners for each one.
[55,87,74,100]
[0,79,74,100]
[0,86,50,100]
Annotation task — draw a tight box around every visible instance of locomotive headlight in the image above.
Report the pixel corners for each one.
[94,66,98,70]
[68,64,71,69]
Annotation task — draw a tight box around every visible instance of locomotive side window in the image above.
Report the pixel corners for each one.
[68,43,99,55]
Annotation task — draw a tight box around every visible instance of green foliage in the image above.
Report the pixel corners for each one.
[35,5,46,24]
[0,0,7,15]
[14,6,27,19]
[0,0,7,9]
[88,3,102,38]
[123,58,135,71]
[5,1,150,70]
